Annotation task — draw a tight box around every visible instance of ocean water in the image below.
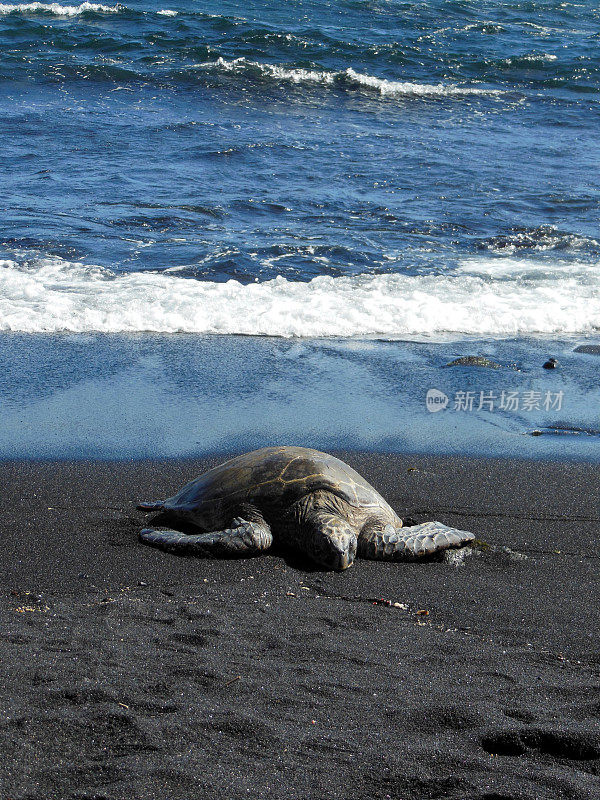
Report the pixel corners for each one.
[1,1,599,457]
[1,0,599,336]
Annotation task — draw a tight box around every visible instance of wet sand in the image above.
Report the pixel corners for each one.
[3,333,600,462]
[1,453,599,799]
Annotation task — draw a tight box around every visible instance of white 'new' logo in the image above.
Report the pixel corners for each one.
[425,388,449,413]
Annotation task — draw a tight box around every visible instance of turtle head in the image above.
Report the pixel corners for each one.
[311,526,357,572]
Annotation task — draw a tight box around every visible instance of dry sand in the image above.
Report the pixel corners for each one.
[1,453,599,800]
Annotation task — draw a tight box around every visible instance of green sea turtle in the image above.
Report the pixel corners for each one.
[137,446,475,571]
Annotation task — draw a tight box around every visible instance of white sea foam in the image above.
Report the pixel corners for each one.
[0,1,120,14]
[502,53,558,65]
[1,255,598,337]
[157,8,177,16]
[197,57,503,98]
[200,57,334,86]
[342,67,501,97]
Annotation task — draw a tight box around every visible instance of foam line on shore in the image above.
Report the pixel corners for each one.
[1,254,599,336]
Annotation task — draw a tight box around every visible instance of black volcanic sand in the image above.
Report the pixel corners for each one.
[1,454,599,800]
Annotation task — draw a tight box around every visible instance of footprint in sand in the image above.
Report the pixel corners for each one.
[481,729,600,761]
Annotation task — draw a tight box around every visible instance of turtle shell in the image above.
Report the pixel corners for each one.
[163,446,392,515]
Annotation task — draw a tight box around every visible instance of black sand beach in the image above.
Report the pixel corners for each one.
[1,453,599,800]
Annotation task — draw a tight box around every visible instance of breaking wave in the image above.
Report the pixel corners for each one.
[0,2,121,15]
[1,255,598,337]
[0,2,176,14]
[196,57,503,98]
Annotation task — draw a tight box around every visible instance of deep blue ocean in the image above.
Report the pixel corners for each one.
[0,0,599,336]
[1,1,599,459]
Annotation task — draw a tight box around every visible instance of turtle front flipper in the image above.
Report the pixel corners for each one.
[358,521,475,561]
[139,519,273,558]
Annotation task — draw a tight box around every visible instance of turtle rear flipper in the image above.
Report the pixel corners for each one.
[137,500,166,512]
[139,519,273,558]
[358,521,475,561]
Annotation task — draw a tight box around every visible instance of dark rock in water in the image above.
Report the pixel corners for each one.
[574,344,600,355]
[547,424,599,436]
[444,356,502,369]
[543,358,559,369]
[529,425,599,437]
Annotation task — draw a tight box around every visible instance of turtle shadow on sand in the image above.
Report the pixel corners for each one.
[136,447,475,573]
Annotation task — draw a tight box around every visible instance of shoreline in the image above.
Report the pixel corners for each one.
[2,333,600,462]
[2,447,600,464]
